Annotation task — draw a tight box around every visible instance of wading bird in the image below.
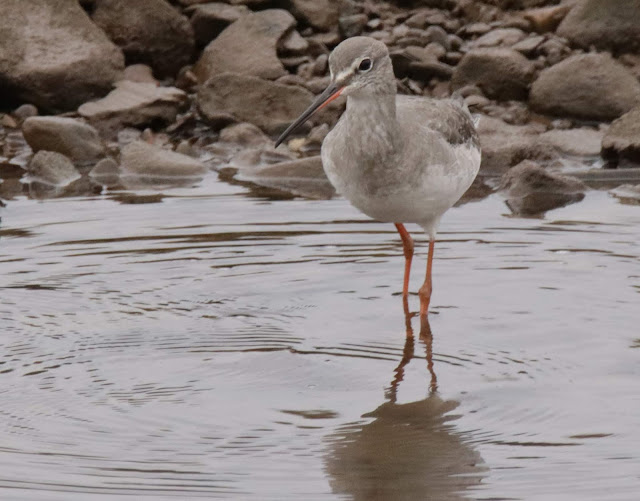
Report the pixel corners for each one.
[276,37,480,319]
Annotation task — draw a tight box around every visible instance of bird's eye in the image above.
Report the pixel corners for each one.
[358,58,373,72]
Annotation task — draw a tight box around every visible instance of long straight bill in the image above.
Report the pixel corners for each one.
[275,83,344,147]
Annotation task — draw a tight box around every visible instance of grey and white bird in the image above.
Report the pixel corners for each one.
[276,36,481,319]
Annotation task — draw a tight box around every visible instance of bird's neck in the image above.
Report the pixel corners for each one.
[345,93,399,153]
[346,92,397,122]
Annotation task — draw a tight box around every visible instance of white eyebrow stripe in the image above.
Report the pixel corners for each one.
[336,68,353,82]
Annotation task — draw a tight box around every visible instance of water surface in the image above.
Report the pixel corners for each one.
[1,175,639,500]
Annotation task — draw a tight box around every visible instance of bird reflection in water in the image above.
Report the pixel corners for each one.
[326,316,485,501]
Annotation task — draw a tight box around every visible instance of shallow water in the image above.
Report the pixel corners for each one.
[1,174,639,500]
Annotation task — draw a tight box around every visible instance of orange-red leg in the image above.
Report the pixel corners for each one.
[394,223,414,315]
[418,239,435,318]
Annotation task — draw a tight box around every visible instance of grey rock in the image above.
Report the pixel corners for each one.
[451,48,535,101]
[537,36,571,66]
[12,104,38,123]
[339,14,368,38]
[121,141,207,178]
[236,156,335,199]
[78,81,188,135]
[602,106,640,166]
[92,0,195,77]
[121,64,157,85]
[89,157,121,188]
[557,0,640,53]
[219,123,270,148]
[188,2,250,47]
[0,0,124,111]
[500,160,586,216]
[512,35,545,56]
[22,117,105,165]
[27,151,81,186]
[530,53,640,121]
[287,0,340,31]
[197,73,314,134]
[279,30,309,55]
[538,128,604,157]
[194,9,296,83]
[610,184,640,205]
[472,28,527,48]
[425,26,450,51]
[477,116,552,174]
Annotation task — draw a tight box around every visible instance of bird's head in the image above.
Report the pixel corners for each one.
[275,37,395,147]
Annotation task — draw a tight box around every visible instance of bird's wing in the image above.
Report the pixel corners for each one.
[397,96,479,148]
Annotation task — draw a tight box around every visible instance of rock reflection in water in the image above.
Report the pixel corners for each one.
[326,318,485,501]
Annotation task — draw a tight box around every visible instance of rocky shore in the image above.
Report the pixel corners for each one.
[2,0,640,215]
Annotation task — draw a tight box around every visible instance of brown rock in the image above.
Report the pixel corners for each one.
[472,28,527,48]
[89,157,121,188]
[610,184,640,205]
[512,35,545,56]
[451,48,535,101]
[121,141,207,178]
[339,14,369,38]
[121,65,158,85]
[197,73,314,134]
[0,0,124,111]
[22,117,105,166]
[12,104,38,124]
[279,30,309,55]
[287,0,340,31]
[477,116,552,174]
[500,160,586,216]
[188,2,250,47]
[530,53,640,121]
[219,123,270,147]
[557,0,640,53]
[27,151,81,186]
[538,128,603,157]
[236,156,335,199]
[523,5,570,33]
[92,0,195,78]
[193,9,296,83]
[78,81,188,134]
[602,106,640,166]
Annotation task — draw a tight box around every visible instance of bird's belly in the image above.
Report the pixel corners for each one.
[325,155,480,225]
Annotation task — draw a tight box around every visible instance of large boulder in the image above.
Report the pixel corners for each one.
[530,53,640,121]
[500,160,586,216]
[557,0,640,53]
[198,73,314,134]
[0,0,124,111]
[193,9,296,83]
[451,48,535,101]
[92,0,195,78]
[22,117,105,165]
[602,106,640,166]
